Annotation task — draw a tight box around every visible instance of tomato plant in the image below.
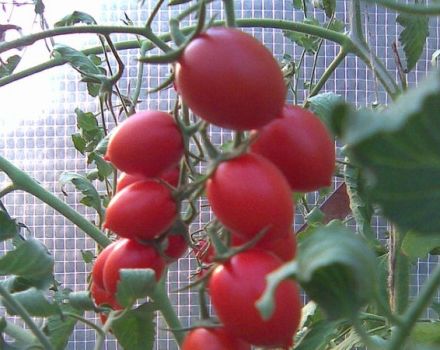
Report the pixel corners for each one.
[181,327,251,350]
[251,105,335,192]
[206,153,294,244]
[105,110,183,177]
[175,27,286,130]
[0,0,438,349]
[209,249,302,348]
[104,180,177,240]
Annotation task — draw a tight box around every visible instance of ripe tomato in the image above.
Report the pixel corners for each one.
[102,238,165,295]
[105,111,183,177]
[231,230,297,262]
[104,180,177,240]
[162,233,188,262]
[182,327,251,350]
[206,153,293,244]
[116,166,180,193]
[175,27,286,130]
[209,249,302,348]
[91,282,120,310]
[251,105,335,192]
[91,240,120,290]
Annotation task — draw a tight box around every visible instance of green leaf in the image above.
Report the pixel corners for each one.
[115,269,158,308]
[313,0,336,17]
[5,288,59,317]
[71,133,86,155]
[75,109,98,133]
[307,92,343,133]
[411,322,440,345]
[344,163,385,254]
[34,0,45,14]
[0,239,53,289]
[86,82,100,97]
[293,0,305,10]
[52,44,102,77]
[331,70,440,235]
[402,231,440,260]
[112,303,156,350]
[295,320,342,350]
[396,14,429,72]
[80,250,94,264]
[327,19,345,33]
[87,152,114,181]
[283,18,321,54]
[297,221,377,319]
[169,0,193,5]
[0,212,18,241]
[44,304,82,350]
[59,172,104,219]
[68,291,95,311]
[54,11,97,27]
[0,55,21,78]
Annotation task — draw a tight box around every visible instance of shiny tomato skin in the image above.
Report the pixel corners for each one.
[206,153,294,244]
[104,180,177,240]
[209,249,302,348]
[182,327,251,350]
[231,230,297,262]
[105,111,183,177]
[251,105,335,192]
[102,238,165,295]
[116,167,180,193]
[91,241,121,290]
[175,27,286,131]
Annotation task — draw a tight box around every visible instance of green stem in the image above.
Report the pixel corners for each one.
[63,312,105,337]
[0,183,18,198]
[145,0,166,28]
[349,0,400,99]
[307,47,348,101]
[129,41,149,115]
[152,277,185,346]
[363,0,440,15]
[222,0,236,27]
[387,262,440,350]
[0,25,153,54]
[294,49,306,104]
[3,320,37,345]
[0,156,111,248]
[0,285,53,350]
[388,225,409,315]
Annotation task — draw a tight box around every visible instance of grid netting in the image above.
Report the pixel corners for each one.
[0,0,439,349]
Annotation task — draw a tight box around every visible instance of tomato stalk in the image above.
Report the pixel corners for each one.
[0,284,54,350]
[0,156,111,248]
[222,0,237,28]
[387,262,440,350]
[151,276,185,346]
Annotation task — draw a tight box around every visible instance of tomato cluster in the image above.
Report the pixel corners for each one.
[91,110,188,317]
[93,25,335,349]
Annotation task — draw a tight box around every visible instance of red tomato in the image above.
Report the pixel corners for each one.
[251,105,335,192]
[102,238,165,295]
[175,27,286,130]
[116,167,180,193]
[206,153,294,244]
[91,282,120,310]
[91,241,120,290]
[182,327,251,350]
[231,230,297,262]
[105,111,183,177]
[104,180,177,240]
[163,233,188,262]
[209,249,302,348]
